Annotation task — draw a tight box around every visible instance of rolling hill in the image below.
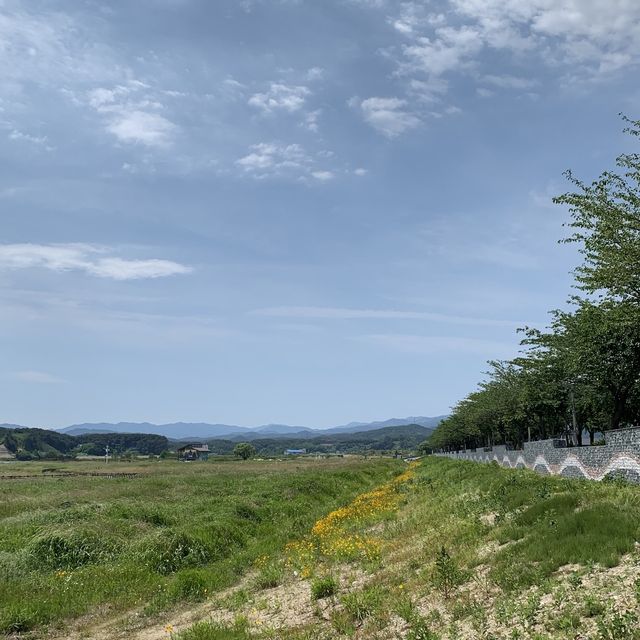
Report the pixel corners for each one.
[56,416,446,440]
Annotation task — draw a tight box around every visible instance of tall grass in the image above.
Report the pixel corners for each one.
[0,458,401,635]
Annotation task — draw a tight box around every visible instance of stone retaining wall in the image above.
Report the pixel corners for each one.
[436,426,640,483]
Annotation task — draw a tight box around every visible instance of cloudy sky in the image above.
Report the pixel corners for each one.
[2,0,639,428]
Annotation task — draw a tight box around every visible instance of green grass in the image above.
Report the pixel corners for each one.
[0,457,402,635]
[174,456,639,640]
[5,456,640,639]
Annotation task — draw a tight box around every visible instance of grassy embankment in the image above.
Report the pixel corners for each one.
[173,458,640,640]
[0,457,402,636]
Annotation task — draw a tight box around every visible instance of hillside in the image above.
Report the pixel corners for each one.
[0,423,431,459]
[56,416,445,440]
[0,426,168,460]
[198,424,433,455]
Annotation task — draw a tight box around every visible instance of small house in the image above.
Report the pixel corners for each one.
[177,443,210,461]
[284,448,307,456]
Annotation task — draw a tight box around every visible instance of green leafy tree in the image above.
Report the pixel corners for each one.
[3,432,18,453]
[556,115,640,303]
[233,442,256,460]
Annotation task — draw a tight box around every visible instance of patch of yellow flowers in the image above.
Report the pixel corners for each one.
[287,462,419,569]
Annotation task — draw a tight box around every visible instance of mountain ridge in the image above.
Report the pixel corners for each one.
[55,416,447,440]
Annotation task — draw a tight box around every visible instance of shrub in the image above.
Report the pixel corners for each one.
[26,530,111,570]
[171,569,209,601]
[141,530,210,574]
[197,522,245,557]
[311,575,337,600]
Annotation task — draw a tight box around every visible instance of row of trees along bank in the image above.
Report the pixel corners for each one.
[428,116,640,452]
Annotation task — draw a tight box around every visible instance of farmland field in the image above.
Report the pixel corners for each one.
[0,457,402,638]
[3,457,640,640]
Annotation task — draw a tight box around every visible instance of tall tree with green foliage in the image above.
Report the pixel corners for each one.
[428,116,640,452]
[556,115,640,303]
[233,442,256,460]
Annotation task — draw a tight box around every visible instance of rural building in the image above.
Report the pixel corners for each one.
[177,443,210,461]
[284,448,307,456]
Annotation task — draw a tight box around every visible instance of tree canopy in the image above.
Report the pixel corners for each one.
[427,117,640,452]
[233,442,257,460]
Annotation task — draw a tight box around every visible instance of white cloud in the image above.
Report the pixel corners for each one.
[401,26,484,77]
[354,168,368,176]
[358,97,421,137]
[106,110,176,147]
[392,0,640,90]
[85,82,177,148]
[303,109,322,132]
[311,170,334,181]
[235,142,337,182]
[9,129,54,151]
[0,4,126,88]
[0,244,192,280]
[12,370,66,384]
[236,142,308,174]
[252,306,524,327]
[359,333,517,356]
[248,83,310,113]
[306,67,325,81]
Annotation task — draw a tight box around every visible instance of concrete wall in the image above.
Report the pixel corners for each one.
[436,426,640,483]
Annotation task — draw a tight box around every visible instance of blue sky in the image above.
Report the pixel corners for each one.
[2,0,639,428]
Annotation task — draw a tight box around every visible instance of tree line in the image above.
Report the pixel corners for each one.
[1,427,168,459]
[429,116,640,453]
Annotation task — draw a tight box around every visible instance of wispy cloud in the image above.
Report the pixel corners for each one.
[235,142,336,182]
[0,244,192,280]
[248,82,310,114]
[251,306,525,327]
[356,97,421,137]
[85,82,177,147]
[358,333,517,357]
[8,129,53,150]
[12,370,66,384]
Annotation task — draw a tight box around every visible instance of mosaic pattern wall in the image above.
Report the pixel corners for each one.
[436,426,640,483]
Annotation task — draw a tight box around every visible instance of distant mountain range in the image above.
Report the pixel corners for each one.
[56,416,446,441]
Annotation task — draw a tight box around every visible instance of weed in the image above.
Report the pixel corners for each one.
[330,608,356,635]
[310,575,337,600]
[177,618,252,639]
[341,585,385,623]
[407,614,439,640]
[255,563,284,589]
[597,611,640,640]
[432,547,462,598]
[170,569,209,601]
[141,530,210,574]
[583,594,606,617]
[26,529,113,570]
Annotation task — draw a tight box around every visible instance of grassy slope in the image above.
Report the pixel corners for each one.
[0,457,402,636]
[174,458,640,640]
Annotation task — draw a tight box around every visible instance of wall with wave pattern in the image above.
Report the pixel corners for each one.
[436,426,640,483]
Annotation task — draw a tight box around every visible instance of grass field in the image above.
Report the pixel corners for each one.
[2,457,640,639]
[171,458,640,640]
[0,457,402,637]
